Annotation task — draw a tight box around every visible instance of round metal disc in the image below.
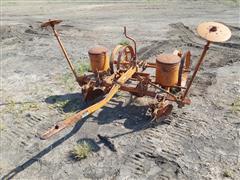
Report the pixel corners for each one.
[197,22,231,42]
[41,19,63,28]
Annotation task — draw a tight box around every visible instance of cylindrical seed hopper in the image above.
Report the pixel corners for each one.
[155,54,181,87]
[88,46,110,73]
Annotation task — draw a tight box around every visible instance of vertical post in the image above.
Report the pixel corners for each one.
[50,25,78,80]
[182,41,211,99]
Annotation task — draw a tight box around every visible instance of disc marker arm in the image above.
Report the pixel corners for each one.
[41,19,79,81]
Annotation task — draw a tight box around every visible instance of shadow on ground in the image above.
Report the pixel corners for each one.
[45,92,152,130]
[2,92,166,179]
[2,119,86,180]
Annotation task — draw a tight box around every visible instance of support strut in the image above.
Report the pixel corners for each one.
[182,41,210,99]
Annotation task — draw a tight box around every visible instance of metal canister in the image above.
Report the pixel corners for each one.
[155,54,181,87]
[88,46,110,73]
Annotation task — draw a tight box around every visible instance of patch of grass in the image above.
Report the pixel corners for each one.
[118,39,130,46]
[47,97,81,113]
[223,170,233,178]
[61,73,76,91]
[20,103,39,113]
[62,73,74,84]
[48,99,69,111]
[1,100,15,114]
[70,141,92,161]
[76,61,90,76]
[2,1,17,6]
[222,0,240,5]
[0,100,40,117]
[227,0,240,3]
[231,97,240,114]
[58,60,90,91]
[0,123,5,131]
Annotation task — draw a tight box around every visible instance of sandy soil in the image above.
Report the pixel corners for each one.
[1,0,240,179]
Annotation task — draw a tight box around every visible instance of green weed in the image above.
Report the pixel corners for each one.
[58,59,90,91]
[70,141,92,160]
[119,39,130,46]
[61,73,76,91]
[2,1,17,6]
[221,0,240,5]
[223,170,233,178]
[48,99,69,111]
[0,100,40,117]
[20,103,39,113]
[47,97,81,113]
[76,62,90,76]
[0,123,5,131]
[1,100,15,114]
[231,97,240,114]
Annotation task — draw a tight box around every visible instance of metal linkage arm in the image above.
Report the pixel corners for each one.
[41,66,137,139]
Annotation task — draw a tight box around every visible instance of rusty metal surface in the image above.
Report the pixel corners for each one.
[116,45,134,70]
[88,46,108,55]
[178,51,191,87]
[110,44,135,72]
[156,54,181,87]
[153,104,173,119]
[124,26,137,60]
[88,46,110,72]
[197,21,231,42]
[40,20,231,140]
[41,19,79,81]
[156,54,181,64]
[182,41,210,99]
[41,19,62,28]
[183,22,231,99]
[41,66,137,139]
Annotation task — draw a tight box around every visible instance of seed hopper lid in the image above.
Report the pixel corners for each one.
[88,46,108,55]
[156,54,181,65]
[197,22,231,42]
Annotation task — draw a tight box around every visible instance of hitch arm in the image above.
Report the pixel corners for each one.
[41,66,137,140]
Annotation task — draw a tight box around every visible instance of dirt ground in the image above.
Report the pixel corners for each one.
[1,0,240,179]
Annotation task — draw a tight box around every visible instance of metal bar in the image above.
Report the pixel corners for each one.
[182,41,210,99]
[119,85,156,97]
[51,26,78,80]
[132,72,150,78]
[148,81,177,100]
[145,62,156,68]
